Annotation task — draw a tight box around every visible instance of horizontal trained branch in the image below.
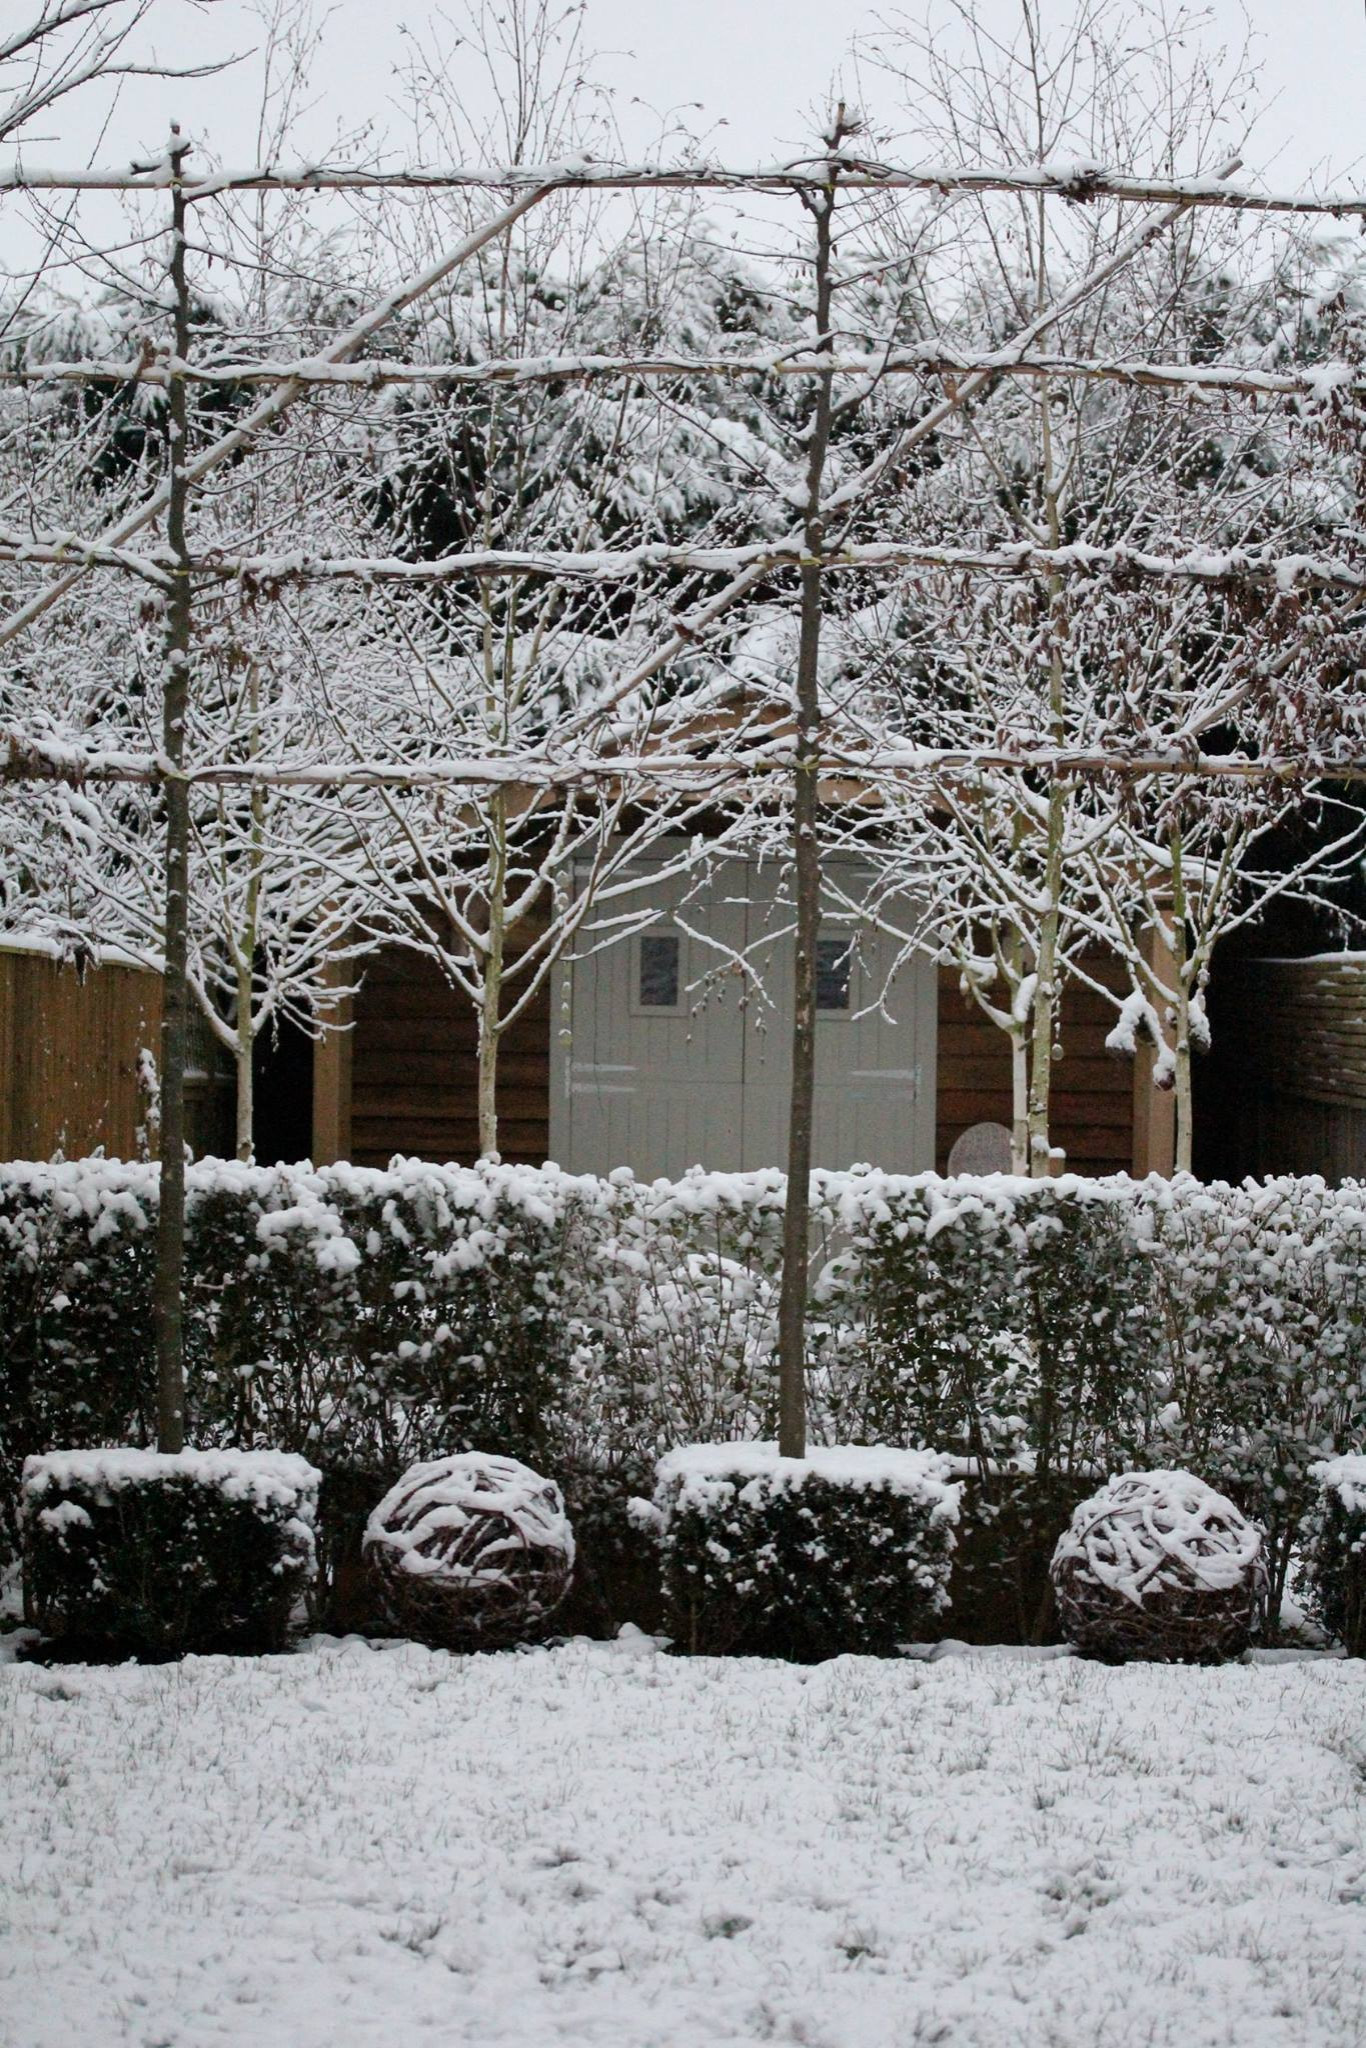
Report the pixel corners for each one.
[7,729,1366,790]
[2,148,1360,218]
[6,531,1364,593]
[3,348,1357,406]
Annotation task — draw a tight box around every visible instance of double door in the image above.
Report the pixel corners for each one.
[551,854,935,1179]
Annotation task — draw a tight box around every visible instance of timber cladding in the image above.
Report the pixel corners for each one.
[1219,955,1366,1112]
[1207,953,1366,1182]
[935,963,1138,1178]
[0,943,160,1160]
[350,944,552,1169]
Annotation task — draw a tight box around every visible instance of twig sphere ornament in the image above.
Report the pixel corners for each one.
[1051,1469,1266,1663]
[363,1453,575,1650]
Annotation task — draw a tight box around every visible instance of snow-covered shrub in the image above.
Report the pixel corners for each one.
[1305,1454,1366,1656]
[813,1171,1161,1642]
[1050,1469,1266,1664]
[549,1169,792,1637]
[188,1158,582,1478]
[1136,1179,1366,1619]
[20,1447,319,1657]
[564,1168,788,1470]
[0,1157,588,1588]
[652,1442,960,1660]
[0,1162,157,1558]
[5,1158,1366,1642]
[814,1172,1157,1471]
[946,1466,1099,1644]
[363,1452,575,1650]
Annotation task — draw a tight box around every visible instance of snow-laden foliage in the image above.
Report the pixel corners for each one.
[363,1451,575,1650]
[20,1444,319,1656]
[1306,1453,1366,1656]
[652,1441,960,1658]
[0,1155,581,1587]
[3,1156,1365,1633]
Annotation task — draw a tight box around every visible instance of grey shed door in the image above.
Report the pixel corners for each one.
[551,855,935,1178]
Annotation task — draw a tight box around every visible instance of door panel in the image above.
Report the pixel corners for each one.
[559,857,747,1177]
[738,865,932,1172]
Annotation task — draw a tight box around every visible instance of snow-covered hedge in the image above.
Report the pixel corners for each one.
[816,1170,1366,1620]
[3,1157,1365,1636]
[0,1157,581,1584]
[20,1447,319,1656]
[652,1442,960,1658]
[1307,1455,1366,1657]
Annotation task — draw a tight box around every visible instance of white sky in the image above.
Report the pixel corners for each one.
[21,0,1366,189]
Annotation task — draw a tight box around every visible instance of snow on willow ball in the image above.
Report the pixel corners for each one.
[1050,1468,1267,1664]
[363,1453,575,1651]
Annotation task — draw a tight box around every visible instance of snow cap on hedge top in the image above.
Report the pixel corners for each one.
[21,1446,321,1517]
[654,1441,961,1520]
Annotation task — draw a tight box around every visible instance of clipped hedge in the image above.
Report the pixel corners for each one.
[21,1447,318,1657]
[1307,1455,1366,1657]
[4,1157,1366,1643]
[0,1157,586,1595]
[652,1442,960,1659]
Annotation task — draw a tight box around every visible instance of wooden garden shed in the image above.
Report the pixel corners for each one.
[1,861,1173,1177]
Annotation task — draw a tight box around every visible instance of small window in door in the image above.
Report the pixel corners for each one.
[636,932,683,1013]
[815,936,853,1012]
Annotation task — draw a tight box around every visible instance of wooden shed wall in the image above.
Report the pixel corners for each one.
[0,945,160,1160]
[349,945,552,1168]
[935,962,1142,1177]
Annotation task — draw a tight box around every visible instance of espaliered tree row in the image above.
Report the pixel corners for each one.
[3,0,1366,1457]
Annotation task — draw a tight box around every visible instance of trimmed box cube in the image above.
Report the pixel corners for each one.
[653,1442,959,1660]
[21,1447,320,1658]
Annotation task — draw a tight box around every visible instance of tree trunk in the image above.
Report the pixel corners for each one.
[234,1014,253,1163]
[477,792,508,1160]
[234,667,265,1164]
[1007,911,1029,1173]
[1169,824,1193,1173]
[1026,199,1068,1182]
[153,135,194,1453]
[1027,782,1064,1177]
[1011,1025,1030,1174]
[776,127,844,1460]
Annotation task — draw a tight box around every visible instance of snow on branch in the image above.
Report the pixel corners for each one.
[3,348,1357,407]
[0,181,557,654]
[13,534,1361,595]
[7,729,1366,792]
[2,148,1362,219]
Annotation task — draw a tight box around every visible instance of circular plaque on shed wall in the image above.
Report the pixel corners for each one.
[946,1120,1013,1176]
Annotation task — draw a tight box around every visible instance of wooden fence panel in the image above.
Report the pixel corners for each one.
[350,945,551,1168]
[1211,954,1366,1181]
[0,943,161,1160]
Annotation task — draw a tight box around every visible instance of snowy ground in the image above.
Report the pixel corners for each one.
[2,1632,1364,2048]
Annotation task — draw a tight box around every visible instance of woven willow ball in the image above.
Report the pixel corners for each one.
[363,1453,576,1651]
[1050,1468,1267,1664]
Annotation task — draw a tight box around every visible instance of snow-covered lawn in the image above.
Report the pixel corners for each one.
[3,1633,1364,2048]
